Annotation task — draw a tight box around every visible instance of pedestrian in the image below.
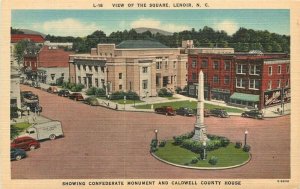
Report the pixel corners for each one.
[115,104,118,110]
[27,106,30,115]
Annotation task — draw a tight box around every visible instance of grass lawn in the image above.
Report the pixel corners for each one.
[154,141,249,167]
[111,99,144,104]
[163,96,179,100]
[13,122,31,131]
[135,100,243,113]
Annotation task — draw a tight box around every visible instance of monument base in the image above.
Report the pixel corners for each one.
[192,124,208,142]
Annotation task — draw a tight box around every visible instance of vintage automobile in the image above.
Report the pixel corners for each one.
[154,106,176,116]
[10,148,27,161]
[58,89,71,97]
[176,107,194,116]
[11,136,40,151]
[209,108,229,118]
[47,86,58,94]
[241,110,264,119]
[83,96,100,106]
[69,93,84,101]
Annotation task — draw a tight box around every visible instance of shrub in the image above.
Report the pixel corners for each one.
[110,91,140,100]
[235,141,242,149]
[150,147,157,153]
[190,157,198,164]
[243,144,251,152]
[199,150,207,160]
[150,139,158,148]
[56,77,64,86]
[175,87,182,94]
[158,88,173,97]
[63,82,84,92]
[220,137,230,147]
[159,140,166,147]
[86,87,97,95]
[95,88,106,97]
[85,96,99,106]
[127,91,140,100]
[209,156,218,165]
[49,83,56,86]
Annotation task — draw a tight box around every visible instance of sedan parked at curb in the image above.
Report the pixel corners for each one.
[154,106,176,116]
[58,89,70,97]
[10,148,27,161]
[11,136,40,151]
[176,107,194,116]
[209,109,229,118]
[242,110,264,119]
[69,93,84,101]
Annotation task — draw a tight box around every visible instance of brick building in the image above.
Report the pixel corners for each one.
[188,52,290,109]
[69,40,188,97]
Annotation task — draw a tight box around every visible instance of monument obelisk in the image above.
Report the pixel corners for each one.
[192,70,208,142]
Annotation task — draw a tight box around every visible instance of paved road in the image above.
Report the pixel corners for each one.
[11,85,290,179]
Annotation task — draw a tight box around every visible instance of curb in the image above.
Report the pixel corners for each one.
[151,152,252,170]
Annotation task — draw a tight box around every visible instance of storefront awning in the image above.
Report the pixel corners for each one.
[230,92,259,102]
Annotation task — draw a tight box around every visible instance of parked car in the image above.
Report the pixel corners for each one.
[209,109,229,118]
[21,91,39,101]
[84,96,100,106]
[10,148,27,161]
[154,106,176,116]
[26,102,43,113]
[241,110,264,119]
[11,136,40,151]
[176,107,194,116]
[192,108,211,117]
[69,93,84,101]
[58,89,70,97]
[47,86,58,93]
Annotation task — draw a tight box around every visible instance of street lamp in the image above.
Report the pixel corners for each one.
[154,129,158,141]
[202,141,207,160]
[244,130,249,146]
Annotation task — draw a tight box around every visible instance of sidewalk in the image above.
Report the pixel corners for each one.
[23,80,290,118]
[11,112,51,125]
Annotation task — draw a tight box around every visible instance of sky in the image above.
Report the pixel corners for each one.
[11,10,290,37]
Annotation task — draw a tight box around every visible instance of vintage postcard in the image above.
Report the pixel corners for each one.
[1,0,300,188]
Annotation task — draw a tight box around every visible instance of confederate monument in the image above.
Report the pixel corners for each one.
[192,70,208,142]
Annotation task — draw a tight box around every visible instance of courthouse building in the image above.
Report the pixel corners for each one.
[69,40,188,97]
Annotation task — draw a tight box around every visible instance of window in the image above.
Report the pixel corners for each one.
[278,65,282,74]
[192,59,197,68]
[171,76,173,84]
[224,76,230,85]
[61,73,64,77]
[101,79,105,87]
[77,65,80,70]
[83,65,86,71]
[156,57,162,69]
[88,66,92,71]
[165,62,168,69]
[174,75,176,83]
[236,78,246,88]
[101,67,105,73]
[95,78,99,87]
[192,73,197,80]
[225,61,230,71]
[213,61,219,70]
[286,64,290,73]
[213,75,219,84]
[119,73,122,79]
[268,66,272,76]
[268,80,272,90]
[173,61,176,69]
[201,60,208,68]
[286,79,289,87]
[142,80,148,89]
[277,79,281,88]
[236,64,246,74]
[204,73,208,83]
[78,76,81,84]
[142,67,148,73]
[95,66,98,72]
[51,74,55,80]
[119,85,122,90]
[249,65,261,75]
[249,79,260,90]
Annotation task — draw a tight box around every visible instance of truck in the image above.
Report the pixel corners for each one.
[25,121,64,140]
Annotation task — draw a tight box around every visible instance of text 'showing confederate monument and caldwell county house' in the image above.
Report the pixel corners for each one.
[9,9,291,180]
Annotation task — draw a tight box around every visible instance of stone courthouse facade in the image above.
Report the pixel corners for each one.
[69,40,188,97]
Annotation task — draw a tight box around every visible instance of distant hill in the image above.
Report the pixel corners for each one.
[19,29,47,38]
[134,27,173,36]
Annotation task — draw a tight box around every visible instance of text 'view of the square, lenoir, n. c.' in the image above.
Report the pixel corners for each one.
[9,9,290,181]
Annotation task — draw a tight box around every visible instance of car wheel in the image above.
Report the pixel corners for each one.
[49,134,56,140]
[165,112,168,116]
[29,145,36,151]
[15,155,22,161]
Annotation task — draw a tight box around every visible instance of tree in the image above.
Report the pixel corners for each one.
[14,40,35,67]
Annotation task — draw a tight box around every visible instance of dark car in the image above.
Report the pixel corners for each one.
[11,136,40,151]
[58,89,70,97]
[176,107,194,116]
[154,106,176,116]
[193,108,211,117]
[242,110,264,119]
[209,109,229,118]
[10,148,27,161]
[69,93,84,101]
[26,102,43,113]
[21,91,39,101]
